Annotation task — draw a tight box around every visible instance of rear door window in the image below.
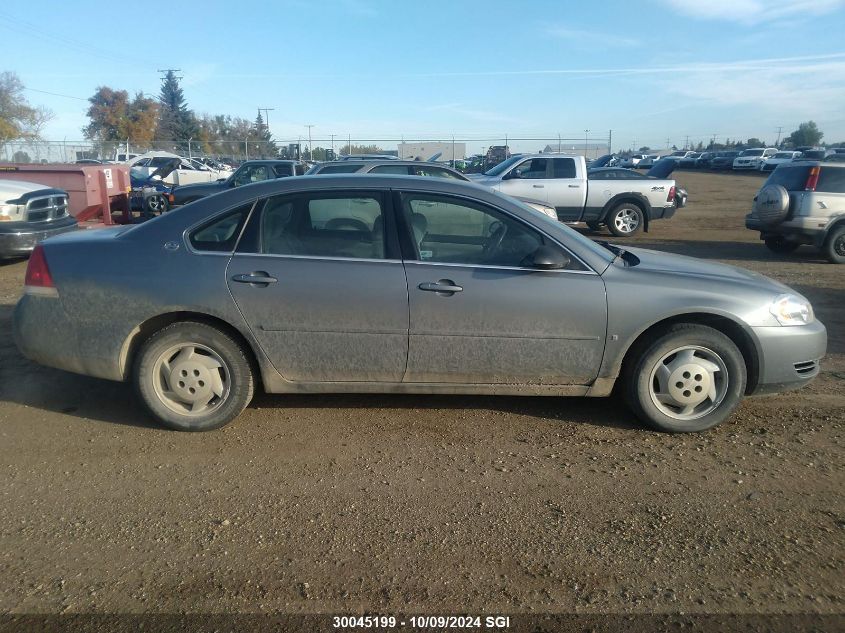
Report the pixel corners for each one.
[316,164,363,174]
[552,158,576,178]
[817,167,845,193]
[189,204,252,252]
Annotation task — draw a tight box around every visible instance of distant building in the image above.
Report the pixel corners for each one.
[398,142,466,161]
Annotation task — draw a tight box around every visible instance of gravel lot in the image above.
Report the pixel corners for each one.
[0,172,842,621]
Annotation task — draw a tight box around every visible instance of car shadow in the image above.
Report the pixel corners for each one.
[0,302,639,433]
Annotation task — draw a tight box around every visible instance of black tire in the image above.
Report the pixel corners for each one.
[586,221,602,231]
[622,324,747,433]
[764,236,799,254]
[607,203,644,237]
[134,321,254,431]
[822,225,845,264]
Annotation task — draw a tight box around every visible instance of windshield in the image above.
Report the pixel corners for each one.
[482,155,523,177]
[740,149,764,157]
[774,152,795,159]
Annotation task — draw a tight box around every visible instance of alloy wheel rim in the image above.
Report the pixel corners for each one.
[152,343,230,416]
[614,208,639,233]
[149,195,165,211]
[648,345,729,420]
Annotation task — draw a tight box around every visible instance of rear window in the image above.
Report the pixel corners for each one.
[817,167,845,193]
[801,150,826,159]
[764,165,810,191]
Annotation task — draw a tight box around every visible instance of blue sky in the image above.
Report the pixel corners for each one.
[3,0,845,154]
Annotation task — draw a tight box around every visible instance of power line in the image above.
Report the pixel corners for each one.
[23,87,87,101]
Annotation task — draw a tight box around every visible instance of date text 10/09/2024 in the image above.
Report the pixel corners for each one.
[333,615,511,629]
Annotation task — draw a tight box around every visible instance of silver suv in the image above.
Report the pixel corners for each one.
[746,160,845,263]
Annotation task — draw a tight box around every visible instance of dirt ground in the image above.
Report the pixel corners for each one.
[0,171,842,622]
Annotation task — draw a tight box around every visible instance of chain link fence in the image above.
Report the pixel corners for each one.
[1,134,613,165]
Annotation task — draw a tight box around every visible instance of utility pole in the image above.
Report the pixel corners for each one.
[304,125,315,160]
[584,129,590,159]
[608,129,612,154]
[257,107,275,130]
[157,68,182,80]
[775,126,784,146]
[711,133,718,147]
[330,134,335,158]
[557,132,561,153]
[684,135,690,150]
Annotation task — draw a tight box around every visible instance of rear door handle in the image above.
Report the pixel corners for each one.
[532,184,544,188]
[419,281,463,295]
[232,272,278,286]
[568,184,580,188]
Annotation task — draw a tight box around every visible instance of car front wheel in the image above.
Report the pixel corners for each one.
[134,322,254,431]
[607,203,643,237]
[623,324,747,433]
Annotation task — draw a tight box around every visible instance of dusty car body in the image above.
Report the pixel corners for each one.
[14,175,826,433]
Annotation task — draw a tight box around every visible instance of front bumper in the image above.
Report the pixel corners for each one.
[0,216,78,258]
[750,320,827,394]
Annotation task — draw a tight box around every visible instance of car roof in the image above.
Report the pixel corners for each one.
[317,160,459,168]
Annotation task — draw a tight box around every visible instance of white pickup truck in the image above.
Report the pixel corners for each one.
[0,179,78,258]
[468,154,677,237]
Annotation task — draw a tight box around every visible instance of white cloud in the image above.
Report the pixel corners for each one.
[661,0,844,24]
[546,25,640,47]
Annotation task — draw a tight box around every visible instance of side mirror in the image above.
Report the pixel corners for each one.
[527,245,569,270]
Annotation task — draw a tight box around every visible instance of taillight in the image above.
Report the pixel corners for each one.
[804,166,820,191]
[24,245,55,292]
[668,185,676,202]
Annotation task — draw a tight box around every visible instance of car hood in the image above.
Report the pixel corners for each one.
[0,179,53,199]
[466,174,501,187]
[175,180,228,193]
[645,158,677,179]
[621,246,791,292]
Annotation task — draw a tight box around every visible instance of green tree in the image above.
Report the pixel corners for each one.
[155,70,198,150]
[787,121,823,148]
[12,150,31,163]
[0,71,52,143]
[251,111,277,158]
[340,144,384,156]
[745,137,765,148]
[638,146,651,153]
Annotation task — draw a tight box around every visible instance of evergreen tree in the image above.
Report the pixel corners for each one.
[155,70,198,151]
[252,111,277,158]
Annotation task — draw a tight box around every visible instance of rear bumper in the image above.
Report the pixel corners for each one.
[745,215,826,246]
[749,320,827,394]
[650,204,677,220]
[0,216,78,258]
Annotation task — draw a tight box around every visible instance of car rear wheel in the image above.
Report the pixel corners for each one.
[764,236,799,254]
[134,322,254,431]
[607,203,644,237]
[822,226,845,264]
[623,324,746,433]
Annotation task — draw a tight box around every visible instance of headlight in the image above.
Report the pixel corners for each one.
[769,294,814,326]
[0,203,22,221]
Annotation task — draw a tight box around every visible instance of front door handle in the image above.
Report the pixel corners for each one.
[532,184,544,188]
[568,184,580,188]
[419,280,463,295]
[232,272,278,286]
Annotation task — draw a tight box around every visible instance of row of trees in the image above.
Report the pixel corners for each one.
[635,122,831,153]
[0,71,52,143]
[83,71,279,158]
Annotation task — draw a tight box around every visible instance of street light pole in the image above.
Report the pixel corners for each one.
[584,129,590,159]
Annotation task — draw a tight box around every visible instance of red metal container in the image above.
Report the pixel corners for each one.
[0,163,131,224]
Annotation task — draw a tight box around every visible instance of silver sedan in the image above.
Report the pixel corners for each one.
[14,175,826,432]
